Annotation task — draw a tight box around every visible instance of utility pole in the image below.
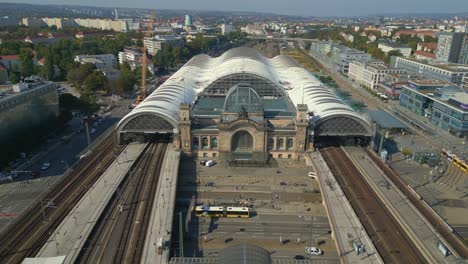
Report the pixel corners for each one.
[178,212,184,257]
[84,117,91,147]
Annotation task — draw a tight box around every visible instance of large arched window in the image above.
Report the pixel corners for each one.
[192,137,199,149]
[232,131,254,152]
[202,137,209,149]
[223,83,263,113]
[277,138,284,150]
[211,137,218,148]
[286,138,294,150]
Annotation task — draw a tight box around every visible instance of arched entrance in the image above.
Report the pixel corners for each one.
[232,130,253,152]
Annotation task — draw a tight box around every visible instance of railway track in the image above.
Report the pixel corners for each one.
[0,134,123,264]
[321,147,427,264]
[76,143,167,264]
[364,148,468,258]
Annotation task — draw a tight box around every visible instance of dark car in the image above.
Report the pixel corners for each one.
[294,255,305,260]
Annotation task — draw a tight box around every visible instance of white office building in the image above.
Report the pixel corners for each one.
[143,35,184,56]
[378,43,412,57]
[349,60,406,90]
[221,24,235,35]
[74,54,117,69]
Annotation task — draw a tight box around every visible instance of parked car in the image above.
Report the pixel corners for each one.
[205,160,216,167]
[305,246,322,255]
[199,160,207,166]
[308,171,317,179]
[90,128,96,134]
[41,162,51,170]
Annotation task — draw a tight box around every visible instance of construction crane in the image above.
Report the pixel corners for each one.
[134,11,156,106]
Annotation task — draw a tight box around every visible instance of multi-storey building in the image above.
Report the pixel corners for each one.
[143,35,184,56]
[436,32,468,64]
[393,57,468,87]
[74,54,117,69]
[378,73,418,100]
[378,43,412,57]
[221,24,235,35]
[399,79,468,137]
[348,60,406,90]
[330,44,372,74]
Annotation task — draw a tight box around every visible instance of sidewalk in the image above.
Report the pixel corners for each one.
[36,143,147,264]
[306,152,383,264]
[141,145,180,264]
[343,146,459,264]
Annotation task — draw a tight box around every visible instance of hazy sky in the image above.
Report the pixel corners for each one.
[4,0,468,16]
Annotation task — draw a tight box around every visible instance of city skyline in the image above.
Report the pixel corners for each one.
[2,0,468,17]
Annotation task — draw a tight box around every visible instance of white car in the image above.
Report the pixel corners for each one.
[41,162,51,170]
[90,128,96,134]
[305,246,322,255]
[308,171,317,179]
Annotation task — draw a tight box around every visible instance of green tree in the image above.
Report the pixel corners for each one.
[385,50,403,64]
[117,63,136,93]
[83,71,108,93]
[8,72,19,83]
[19,48,34,77]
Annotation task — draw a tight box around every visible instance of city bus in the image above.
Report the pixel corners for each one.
[195,205,250,218]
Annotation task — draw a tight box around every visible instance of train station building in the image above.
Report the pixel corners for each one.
[116,47,374,163]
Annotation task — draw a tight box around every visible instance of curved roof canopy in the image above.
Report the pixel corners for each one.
[117,47,372,136]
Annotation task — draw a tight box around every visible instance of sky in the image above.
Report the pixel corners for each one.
[4,0,468,17]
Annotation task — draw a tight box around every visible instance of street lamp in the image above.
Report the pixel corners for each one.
[61,160,69,171]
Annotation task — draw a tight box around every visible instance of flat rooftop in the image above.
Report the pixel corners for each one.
[399,58,468,72]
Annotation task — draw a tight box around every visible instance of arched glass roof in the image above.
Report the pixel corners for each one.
[117,47,372,135]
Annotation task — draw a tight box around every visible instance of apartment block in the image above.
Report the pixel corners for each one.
[348,60,406,90]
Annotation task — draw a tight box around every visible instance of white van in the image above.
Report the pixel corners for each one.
[205,160,216,167]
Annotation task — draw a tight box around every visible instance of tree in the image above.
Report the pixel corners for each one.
[117,63,136,93]
[19,48,34,77]
[83,71,108,93]
[385,50,403,65]
[66,63,95,87]
[8,72,19,83]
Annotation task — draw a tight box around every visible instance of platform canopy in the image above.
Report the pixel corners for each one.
[368,110,409,129]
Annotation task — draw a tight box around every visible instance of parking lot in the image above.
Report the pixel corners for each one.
[174,156,338,261]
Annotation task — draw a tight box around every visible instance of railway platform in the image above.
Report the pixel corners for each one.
[306,152,383,264]
[141,144,180,264]
[34,143,147,263]
[343,146,460,263]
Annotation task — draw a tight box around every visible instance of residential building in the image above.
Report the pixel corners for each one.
[348,60,406,90]
[417,42,438,53]
[143,35,184,56]
[435,32,468,63]
[393,30,438,41]
[393,57,468,87]
[118,46,143,65]
[221,24,235,35]
[309,41,334,55]
[0,55,20,73]
[378,43,412,57]
[99,68,120,81]
[22,17,128,32]
[0,77,59,141]
[399,79,468,137]
[74,54,117,69]
[414,50,436,63]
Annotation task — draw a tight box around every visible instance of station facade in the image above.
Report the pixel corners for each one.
[117,47,374,163]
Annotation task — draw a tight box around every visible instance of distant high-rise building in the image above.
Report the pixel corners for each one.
[435,32,468,64]
[373,16,384,26]
[221,24,235,35]
[184,14,192,27]
[115,8,119,20]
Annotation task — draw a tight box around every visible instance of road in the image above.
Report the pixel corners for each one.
[0,96,132,232]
